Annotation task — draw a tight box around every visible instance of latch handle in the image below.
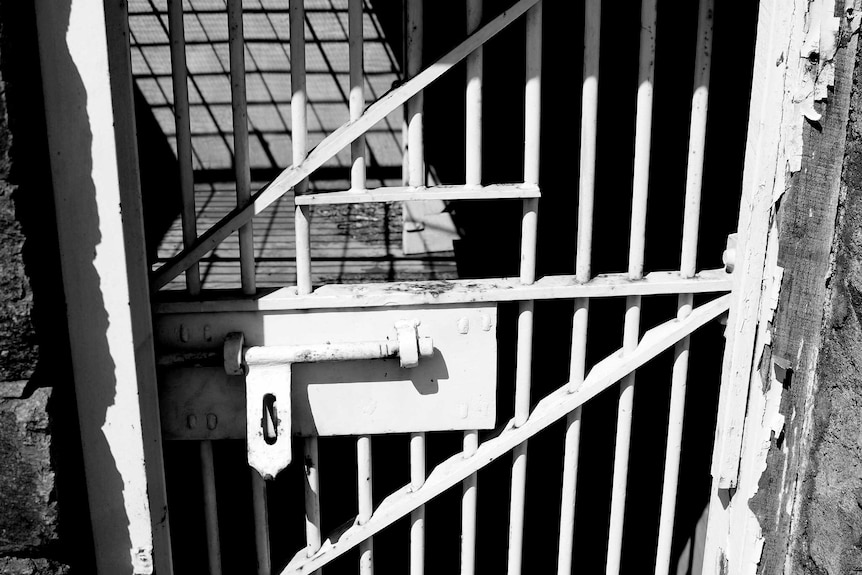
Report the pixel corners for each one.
[228,321,434,479]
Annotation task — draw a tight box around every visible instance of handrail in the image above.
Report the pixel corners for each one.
[150,0,542,291]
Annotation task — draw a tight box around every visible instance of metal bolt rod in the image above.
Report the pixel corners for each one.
[243,339,433,368]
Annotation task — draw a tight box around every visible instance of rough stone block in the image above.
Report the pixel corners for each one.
[0,557,69,575]
[0,388,58,554]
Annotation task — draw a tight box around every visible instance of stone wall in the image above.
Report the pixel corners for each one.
[0,1,91,573]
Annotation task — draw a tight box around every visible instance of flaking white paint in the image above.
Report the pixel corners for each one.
[35,0,158,572]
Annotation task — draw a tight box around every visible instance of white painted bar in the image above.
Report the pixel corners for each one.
[576,0,600,284]
[509,5,541,573]
[304,437,322,565]
[252,471,272,575]
[606,1,656,571]
[655,295,693,575]
[679,0,714,281]
[465,0,483,187]
[201,441,222,575]
[349,0,366,190]
[462,3,482,571]
[655,0,713,572]
[606,296,642,575]
[151,0,542,290]
[558,298,588,575]
[154,268,733,314]
[523,3,542,188]
[410,431,426,575]
[290,3,320,566]
[280,295,731,575]
[357,435,374,575]
[295,184,540,205]
[231,1,267,569]
[167,0,201,294]
[559,0,600,564]
[35,0,173,571]
[291,0,312,295]
[461,430,479,575]
[626,0,657,281]
[227,0,256,295]
[406,0,424,188]
[405,3,426,571]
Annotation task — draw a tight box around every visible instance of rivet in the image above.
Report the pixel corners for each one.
[206,413,218,430]
[459,403,469,419]
[180,325,190,343]
[187,414,197,429]
[480,314,492,331]
[457,317,470,334]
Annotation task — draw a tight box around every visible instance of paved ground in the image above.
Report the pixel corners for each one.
[129,0,457,291]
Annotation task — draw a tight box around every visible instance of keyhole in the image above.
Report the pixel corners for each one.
[262,393,278,445]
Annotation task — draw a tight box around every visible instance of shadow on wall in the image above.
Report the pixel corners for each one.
[0,0,96,571]
[24,0,139,572]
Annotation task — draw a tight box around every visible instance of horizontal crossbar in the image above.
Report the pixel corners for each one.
[149,0,541,291]
[293,184,541,205]
[279,294,731,574]
[153,268,732,314]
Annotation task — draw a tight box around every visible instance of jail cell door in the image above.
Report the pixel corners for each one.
[145,1,734,574]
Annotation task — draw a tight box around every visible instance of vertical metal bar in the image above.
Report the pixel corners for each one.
[349,0,366,190]
[461,430,479,575]
[655,1,713,573]
[574,0,600,286]
[357,435,374,575]
[169,5,223,571]
[405,3,425,573]
[351,6,371,567]
[606,1,656,573]
[508,5,541,575]
[606,296,641,575]
[655,295,693,573]
[252,471,272,575]
[200,441,222,575]
[406,0,424,188]
[291,0,312,294]
[230,2,267,571]
[167,0,201,294]
[558,5,600,567]
[227,0,256,295]
[461,3,482,573]
[678,0,713,280]
[304,437,322,567]
[410,431,426,575]
[465,0,482,188]
[290,2,320,571]
[172,4,224,570]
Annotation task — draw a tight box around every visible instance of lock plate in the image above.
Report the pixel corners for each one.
[157,303,497,438]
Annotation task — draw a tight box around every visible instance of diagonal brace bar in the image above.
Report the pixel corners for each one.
[279,294,730,575]
[150,0,541,291]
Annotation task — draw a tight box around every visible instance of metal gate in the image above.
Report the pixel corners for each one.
[109,0,731,573]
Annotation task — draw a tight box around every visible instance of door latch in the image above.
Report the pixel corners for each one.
[224,320,434,479]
